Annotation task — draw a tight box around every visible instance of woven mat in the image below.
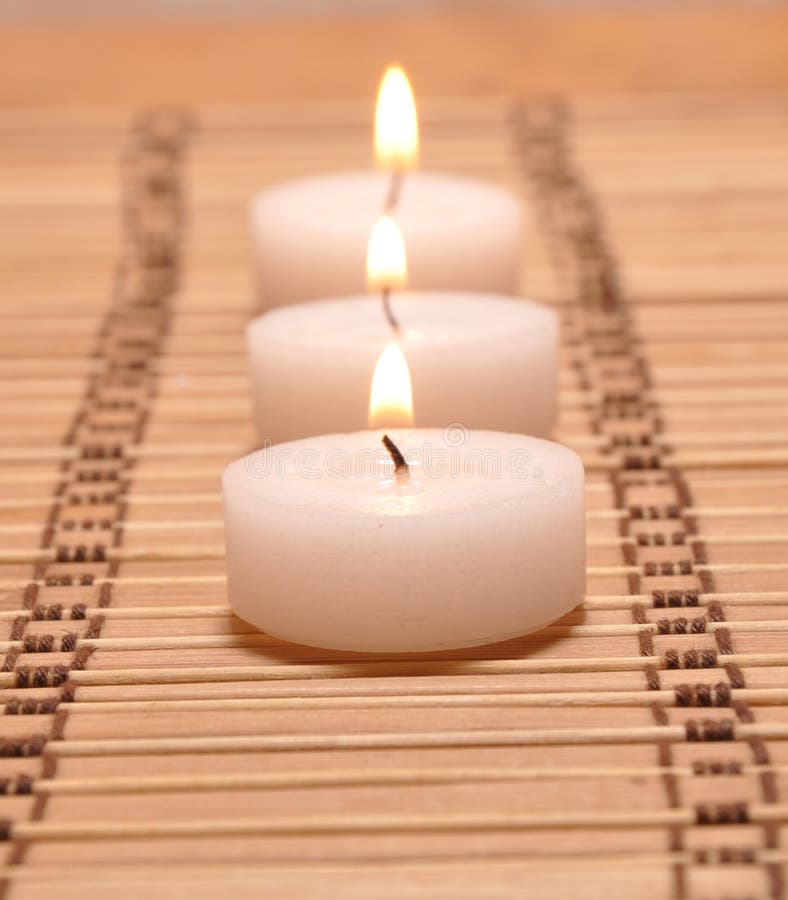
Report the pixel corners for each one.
[0,93,787,899]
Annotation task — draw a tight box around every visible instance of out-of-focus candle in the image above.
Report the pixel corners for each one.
[250,65,523,309]
[247,293,557,444]
[247,214,557,444]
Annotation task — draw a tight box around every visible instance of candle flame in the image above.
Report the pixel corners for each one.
[368,341,414,429]
[374,65,419,169]
[366,214,408,291]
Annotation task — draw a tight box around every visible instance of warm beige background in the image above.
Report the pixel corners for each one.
[0,2,786,105]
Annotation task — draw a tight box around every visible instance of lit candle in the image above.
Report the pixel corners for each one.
[223,348,585,653]
[250,65,523,310]
[246,217,557,444]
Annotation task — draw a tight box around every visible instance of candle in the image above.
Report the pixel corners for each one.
[223,349,585,653]
[246,292,557,445]
[247,214,557,444]
[250,65,523,310]
[223,430,584,653]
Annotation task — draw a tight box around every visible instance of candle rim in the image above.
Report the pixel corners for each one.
[223,429,584,520]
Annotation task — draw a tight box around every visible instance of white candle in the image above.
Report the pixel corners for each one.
[222,429,585,653]
[249,66,523,310]
[246,293,558,445]
[250,171,523,310]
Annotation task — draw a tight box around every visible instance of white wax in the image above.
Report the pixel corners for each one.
[250,171,523,309]
[222,430,585,653]
[247,293,558,445]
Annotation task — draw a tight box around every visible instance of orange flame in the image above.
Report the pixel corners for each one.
[374,65,419,169]
[368,341,414,429]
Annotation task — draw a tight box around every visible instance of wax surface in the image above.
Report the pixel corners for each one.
[247,293,558,444]
[250,171,523,309]
[222,430,585,652]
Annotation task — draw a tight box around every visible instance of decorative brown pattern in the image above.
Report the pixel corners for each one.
[514,101,783,900]
[0,108,191,895]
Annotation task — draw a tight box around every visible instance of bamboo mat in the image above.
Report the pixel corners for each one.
[0,92,787,899]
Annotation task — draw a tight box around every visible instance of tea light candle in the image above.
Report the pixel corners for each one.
[250,66,523,310]
[222,429,585,653]
[251,172,523,310]
[246,292,558,445]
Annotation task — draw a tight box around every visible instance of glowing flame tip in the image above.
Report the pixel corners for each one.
[375,64,419,169]
[368,341,414,429]
[366,214,408,291]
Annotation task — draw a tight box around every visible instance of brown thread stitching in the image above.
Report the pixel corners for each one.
[724,662,746,690]
[516,101,727,900]
[82,615,106,641]
[674,682,733,709]
[678,476,782,898]
[715,627,734,656]
[0,110,191,896]
[8,618,27,643]
[98,582,113,608]
[0,736,47,758]
[685,719,735,742]
[644,664,661,691]
[695,803,749,826]
[22,584,39,610]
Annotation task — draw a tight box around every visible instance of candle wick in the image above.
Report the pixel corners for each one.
[381,286,400,333]
[380,169,405,333]
[383,169,404,213]
[381,434,409,478]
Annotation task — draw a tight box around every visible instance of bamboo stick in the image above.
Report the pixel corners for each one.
[0,851,782,881]
[0,650,780,689]
[8,686,786,715]
[0,620,784,656]
[7,805,788,842]
[25,763,788,796]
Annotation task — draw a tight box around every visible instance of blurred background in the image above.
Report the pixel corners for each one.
[0,0,787,105]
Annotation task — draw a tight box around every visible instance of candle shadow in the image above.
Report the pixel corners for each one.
[227,602,586,675]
